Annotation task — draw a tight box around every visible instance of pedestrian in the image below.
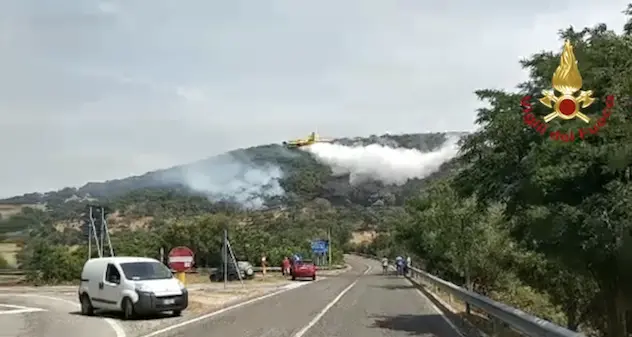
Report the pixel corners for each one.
[395,256,404,276]
[282,256,290,276]
[381,257,389,275]
[406,256,411,275]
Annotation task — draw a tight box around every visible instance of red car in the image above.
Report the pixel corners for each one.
[291,259,317,281]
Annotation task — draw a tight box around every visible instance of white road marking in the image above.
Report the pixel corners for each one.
[0,294,126,337]
[378,259,465,337]
[137,281,314,337]
[0,303,46,315]
[291,263,372,337]
[407,279,465,337]
[0,303,41,309]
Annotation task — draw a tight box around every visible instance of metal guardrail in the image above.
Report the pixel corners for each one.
[0,269,23,276]
[357,254,582,337]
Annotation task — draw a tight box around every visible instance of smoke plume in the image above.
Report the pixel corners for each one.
[301,137,460,185]
[159,154,284,209]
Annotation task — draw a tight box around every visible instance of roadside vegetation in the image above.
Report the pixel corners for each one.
[357,9,632,337]
[1,6,631,337]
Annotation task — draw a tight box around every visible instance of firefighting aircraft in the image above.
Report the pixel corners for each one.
[282,132,332,148]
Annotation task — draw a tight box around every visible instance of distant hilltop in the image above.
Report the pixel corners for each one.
[0,131,467,209]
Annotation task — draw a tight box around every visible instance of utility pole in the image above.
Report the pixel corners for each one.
[223,228,228,290]
[87,219,91,260]
[84,205,113,259]
[328,227,332,268]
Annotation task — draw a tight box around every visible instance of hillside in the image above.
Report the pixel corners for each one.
[2,13,631,336]
[0,132,464,236]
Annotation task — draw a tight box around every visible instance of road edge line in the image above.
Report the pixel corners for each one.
[7,293,127,337]
[138,281,312,337]
[403,277,466,337]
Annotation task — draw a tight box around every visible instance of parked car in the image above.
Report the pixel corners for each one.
[78,256,188,320]
[209,261,255,281]
[291,259,316,281]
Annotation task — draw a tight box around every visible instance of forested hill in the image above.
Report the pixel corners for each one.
[0,132,464,225]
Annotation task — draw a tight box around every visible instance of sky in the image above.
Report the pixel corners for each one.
[0,0,630,197]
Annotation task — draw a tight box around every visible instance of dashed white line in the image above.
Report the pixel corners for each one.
[137,281,313,337]
[291,263,372,337]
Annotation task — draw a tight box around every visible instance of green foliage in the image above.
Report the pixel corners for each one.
[18,238,84,284]
[0,207,50,234]
[451,21,632,337]
[357,10,632,337]
[0,254,8,269]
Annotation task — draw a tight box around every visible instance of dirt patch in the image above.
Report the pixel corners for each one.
[188,288,268,313]
[350,230,377,245]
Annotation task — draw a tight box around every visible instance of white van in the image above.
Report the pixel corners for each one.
[78,256,188,320]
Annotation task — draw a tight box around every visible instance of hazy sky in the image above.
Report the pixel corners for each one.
[0,0,629,197]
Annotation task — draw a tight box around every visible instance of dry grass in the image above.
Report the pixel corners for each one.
[184,273,291,313]
[0,242,20,267]
[350,230,377,245]
[188,288,270,314]
[0,204,45,219]
[184,272,289,285]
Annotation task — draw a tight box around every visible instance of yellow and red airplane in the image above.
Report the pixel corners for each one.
[282,132,332,148]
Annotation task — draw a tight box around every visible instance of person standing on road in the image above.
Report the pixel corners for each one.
[381,257,389,275]
[395,256,404,276]
[406,256,411,275]
[282,256,290,276]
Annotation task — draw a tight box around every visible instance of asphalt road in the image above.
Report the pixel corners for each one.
[0,293,123,337]
[0,256,462,337]
[152,255,462,337]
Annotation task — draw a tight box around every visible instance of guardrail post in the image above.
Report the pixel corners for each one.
[489,315,508,337]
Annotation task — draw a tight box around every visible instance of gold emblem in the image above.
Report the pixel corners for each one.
[539,40,594,123]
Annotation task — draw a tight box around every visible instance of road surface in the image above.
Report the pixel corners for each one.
[151,255,462,337]
[0,256,462,337]
[0,293,124,337]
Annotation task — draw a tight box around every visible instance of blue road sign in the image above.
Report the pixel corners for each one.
[311,240,329,253]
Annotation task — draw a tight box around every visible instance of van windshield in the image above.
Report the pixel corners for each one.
[120,262,172,281]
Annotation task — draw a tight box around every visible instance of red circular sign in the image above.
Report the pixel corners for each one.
[168,246,195,272]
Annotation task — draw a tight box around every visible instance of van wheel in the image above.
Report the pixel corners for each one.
[291,274,296,281]
[173,310,182,317]
[122,298,135,320]
[80,294,94,316]
[312,275,316,281]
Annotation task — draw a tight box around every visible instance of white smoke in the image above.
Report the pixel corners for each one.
[302,137,460,185]
[159,155,284,209]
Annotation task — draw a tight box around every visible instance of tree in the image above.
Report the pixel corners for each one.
[454,20,632,336]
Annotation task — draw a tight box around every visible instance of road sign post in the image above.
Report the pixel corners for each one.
[328,228,332,268]
[311,240,329,259]
[168,246,194,285]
